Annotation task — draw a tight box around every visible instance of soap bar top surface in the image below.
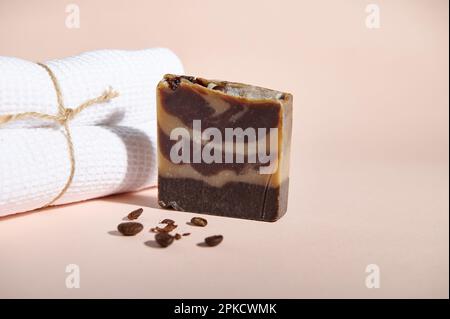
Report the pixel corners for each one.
[157,74,292,221]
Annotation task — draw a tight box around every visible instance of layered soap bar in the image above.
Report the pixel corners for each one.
[157,74,292,221]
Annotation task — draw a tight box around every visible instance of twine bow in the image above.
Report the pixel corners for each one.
[0,62,119,208]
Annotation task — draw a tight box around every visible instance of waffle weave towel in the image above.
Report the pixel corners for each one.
[0,48,184,217]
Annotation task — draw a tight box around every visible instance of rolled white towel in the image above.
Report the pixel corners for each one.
[0,48,184,217]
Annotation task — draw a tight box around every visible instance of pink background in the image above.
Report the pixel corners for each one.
[0,0,448,298]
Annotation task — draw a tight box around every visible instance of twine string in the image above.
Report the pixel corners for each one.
[0,63,119,208]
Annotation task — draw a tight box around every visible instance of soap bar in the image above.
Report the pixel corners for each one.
[157,74,292,221]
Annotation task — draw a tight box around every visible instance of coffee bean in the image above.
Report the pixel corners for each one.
[155,233,174,247]
[174,233,182,240]
[117,222,143,236]
[127,208,143,220]
[204,235,223,247]
[163,223,178,232]
[151,223,178,233]
[191,217,208,227]
[182,233,191,236]
[160,218,175,225]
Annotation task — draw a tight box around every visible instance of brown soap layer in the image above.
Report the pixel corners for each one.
[158,176,289,222]
[159,77,281,132]
[158,126,268,176]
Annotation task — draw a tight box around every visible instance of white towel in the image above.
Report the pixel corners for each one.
[0,49,184,217]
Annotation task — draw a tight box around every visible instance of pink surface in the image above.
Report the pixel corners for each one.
[0,0,448,298]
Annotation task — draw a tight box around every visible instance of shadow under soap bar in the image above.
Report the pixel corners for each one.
[157,74,293,221]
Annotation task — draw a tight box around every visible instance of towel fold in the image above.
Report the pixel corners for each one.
[0,48,183,128]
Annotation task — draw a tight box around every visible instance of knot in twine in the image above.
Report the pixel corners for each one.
[0,62,119,208]
[59,107,75,123]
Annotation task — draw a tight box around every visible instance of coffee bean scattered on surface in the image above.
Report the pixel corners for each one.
[160,218,175,225]
[191,217,208,227]
[164,223,178,232]
[116,213,224,247]
[127,208,143,220]
[204,235,223,247]
[155,233,174,247]
[117,222,144,236]
[150,223,178,233]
